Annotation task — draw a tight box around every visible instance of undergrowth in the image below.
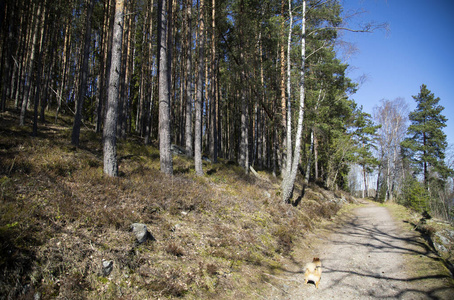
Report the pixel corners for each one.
[0,110,352,299]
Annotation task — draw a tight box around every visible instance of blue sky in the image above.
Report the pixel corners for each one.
[338,0,454,148]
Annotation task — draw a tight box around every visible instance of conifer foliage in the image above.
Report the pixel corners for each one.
[402,84,452,186]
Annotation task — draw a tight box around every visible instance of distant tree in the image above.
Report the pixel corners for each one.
[401,84,452,187]
[374,98,408,202]
[352,107,380,198]
[72,0,94,146]
[103,0,125,177]
[19,1,44,126]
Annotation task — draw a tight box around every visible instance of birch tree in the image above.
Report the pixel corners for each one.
[282,0,306,204]
[374,98,408,201]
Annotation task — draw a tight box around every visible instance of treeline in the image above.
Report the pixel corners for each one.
[371,89,453,222]
[1,0,451,214]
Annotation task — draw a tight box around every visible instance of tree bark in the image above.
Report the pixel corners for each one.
[19,2,42,126]
[158,0,173,175]
[194,0,205,176]
[210,0,217,163]
[184,0,193,156]
[282,0,306,204]
[32,2,48,136]
[103,0,124,177]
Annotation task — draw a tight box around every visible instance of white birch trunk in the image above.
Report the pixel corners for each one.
[282,0,306,204]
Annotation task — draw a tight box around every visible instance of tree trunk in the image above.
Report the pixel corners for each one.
[238,1,248,173]
[280,0,287,175]
[144,0,155,144]
[32,2,48,136]
[282,0,306,204]
[283,1,293,182]
[210,0,217,163]
[194,0,205,176]
[20,2,42,126]
[103,0,124,177]
[158,0,173,175]
[72,0,94,146]
[184,0,193,156]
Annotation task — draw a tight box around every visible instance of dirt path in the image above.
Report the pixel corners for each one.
[274,202,453,300]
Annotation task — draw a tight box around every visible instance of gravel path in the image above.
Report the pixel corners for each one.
[277,202,453,300]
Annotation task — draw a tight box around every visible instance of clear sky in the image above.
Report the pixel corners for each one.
[338,0,454,148]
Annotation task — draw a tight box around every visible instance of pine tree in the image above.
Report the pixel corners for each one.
[103,0,125,177]
[401,84,452,187]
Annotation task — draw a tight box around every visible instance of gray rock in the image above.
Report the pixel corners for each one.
[435,231,450,246]
[434,242,448,254]
[102,259,113,276]
[131,223,155,244]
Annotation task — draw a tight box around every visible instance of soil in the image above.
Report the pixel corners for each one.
[270,201,454,299]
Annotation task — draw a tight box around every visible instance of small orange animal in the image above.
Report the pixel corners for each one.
[304,257,322,288]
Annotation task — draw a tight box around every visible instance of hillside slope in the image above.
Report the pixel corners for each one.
[0,111,354,299]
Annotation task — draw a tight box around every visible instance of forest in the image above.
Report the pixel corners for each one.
[1,0,453,217]
[2,0,450,214]
[0,0,453,297]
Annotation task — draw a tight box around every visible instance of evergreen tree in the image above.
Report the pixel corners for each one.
[401,84,452,187]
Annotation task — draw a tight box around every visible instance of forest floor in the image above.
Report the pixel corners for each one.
[1,109,453,299]
[265,201,454,299]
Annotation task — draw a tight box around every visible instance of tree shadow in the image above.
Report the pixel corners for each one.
[274,207,454,299]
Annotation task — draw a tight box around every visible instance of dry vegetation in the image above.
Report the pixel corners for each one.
[0,110,355,299]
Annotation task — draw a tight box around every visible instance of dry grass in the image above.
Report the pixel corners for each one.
[0,110,350,299]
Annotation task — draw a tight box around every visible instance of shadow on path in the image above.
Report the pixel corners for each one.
[275,203,454,300]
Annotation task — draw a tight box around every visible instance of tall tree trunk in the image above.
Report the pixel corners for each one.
[72,0,94,146]
[32,2,48,136]
[95,0,110,132]
[280,0,287,175]
[282,0,306,204]
[158,0,173,175]
[210,0,217,163]
[238,1,248,173]
[194,0,205,176]
[103,0,124,177]
[184,0,193,156]
[20,2,42,126]
[283,1,293,182]
[144,0,155,144]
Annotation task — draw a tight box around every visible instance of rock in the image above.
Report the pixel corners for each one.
[434,242,448,254]
[264,191,271,198]
[102,259,113,276]
[435,231,451,246]
[131,223,155,244]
